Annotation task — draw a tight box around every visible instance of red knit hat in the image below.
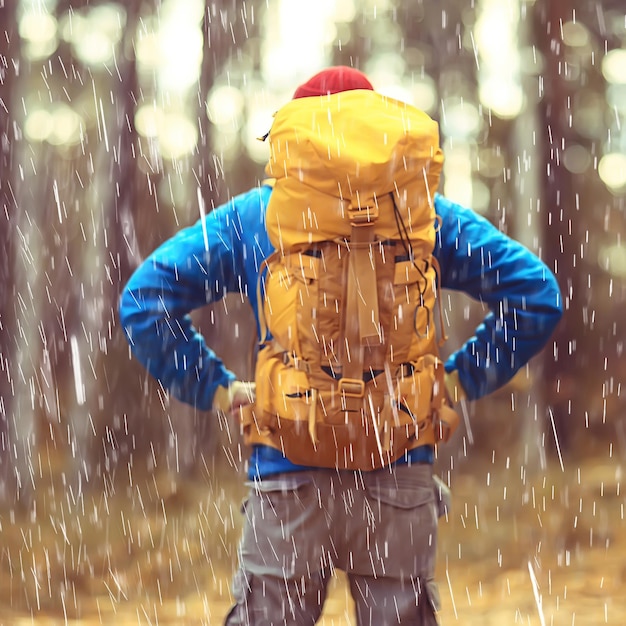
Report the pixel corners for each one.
[292,66,374,99]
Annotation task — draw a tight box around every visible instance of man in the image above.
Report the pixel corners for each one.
[119,67,562,625]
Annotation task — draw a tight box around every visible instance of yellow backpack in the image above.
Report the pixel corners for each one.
[242,89,459,470]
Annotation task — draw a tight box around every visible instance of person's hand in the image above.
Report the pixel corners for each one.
[444,370,466,404]
[212,381,256,417]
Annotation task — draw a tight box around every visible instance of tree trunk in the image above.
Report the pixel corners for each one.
[188,0,263,473]
[87,0,166,487]
[0,0,19,505]
[534,0,579,455]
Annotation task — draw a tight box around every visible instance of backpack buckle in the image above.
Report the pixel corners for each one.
[348,205,379,225]
[338,378,365,398]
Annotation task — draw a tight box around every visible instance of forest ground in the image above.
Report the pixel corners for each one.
[0,438,623,625]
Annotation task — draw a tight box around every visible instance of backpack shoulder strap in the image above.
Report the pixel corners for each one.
[256,251,278,344]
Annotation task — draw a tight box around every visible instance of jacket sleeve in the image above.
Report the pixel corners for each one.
[118,187,268,410]
[434,194,563,401]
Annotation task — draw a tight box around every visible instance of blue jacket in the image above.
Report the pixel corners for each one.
[119,185,562,478]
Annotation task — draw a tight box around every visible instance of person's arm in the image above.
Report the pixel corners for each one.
[434,194,563,401]
[118,187,269,410]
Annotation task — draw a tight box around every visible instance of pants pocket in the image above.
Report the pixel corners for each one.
[225,566,328,625]
[365,463,436,509]
[351,465,438,578]
[239,474,328,579]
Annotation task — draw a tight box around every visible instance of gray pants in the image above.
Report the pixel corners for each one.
[225,463,447,625]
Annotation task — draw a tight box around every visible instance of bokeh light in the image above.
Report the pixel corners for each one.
[59,4,126,67]
[561,21,591,49]
[135,105,165,138]
[598,152,626,192]
[599,243,626,278]
[563,144,592,175]
[19,9,58,60]
[135,106,198,160]
[602,49,626,84]
[207,86,246,129]
[24,105,84,146]
[440,99,482,141]
[24,109,54,143]
[475,0,524,119]
[135,1,203,93]
[158,113,198,160]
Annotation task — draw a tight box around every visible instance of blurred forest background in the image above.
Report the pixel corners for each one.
[1,0,626,623]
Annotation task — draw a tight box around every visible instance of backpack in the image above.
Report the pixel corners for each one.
[241,89,459,470]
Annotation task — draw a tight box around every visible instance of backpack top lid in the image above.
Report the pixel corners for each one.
[264,89,444,249]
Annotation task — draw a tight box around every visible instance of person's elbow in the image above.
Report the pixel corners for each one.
[537,270,563,340]
[118,282,144,347]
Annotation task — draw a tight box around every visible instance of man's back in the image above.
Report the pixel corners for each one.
[119,185,562,480]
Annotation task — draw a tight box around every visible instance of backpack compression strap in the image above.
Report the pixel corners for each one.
[340,204,382,408]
